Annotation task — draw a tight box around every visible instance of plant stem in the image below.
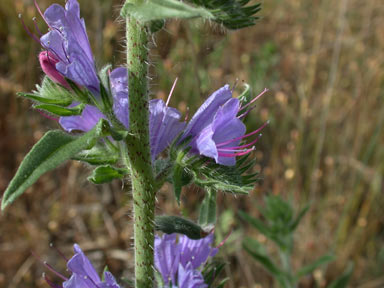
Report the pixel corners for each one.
[124,5,155,287]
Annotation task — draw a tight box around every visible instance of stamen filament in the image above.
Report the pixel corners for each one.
[238,88,268,112]
[49,243,69,262]
[221,133,262,150]
[43,273,62,288]
[218,146,255,157]
[217,121,269,147]
[19,14,41,44]
[34,0,52,29]
[166,77,178,107]
[32,17,43,36]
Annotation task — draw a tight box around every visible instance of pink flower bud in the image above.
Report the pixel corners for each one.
[39,51,69,88]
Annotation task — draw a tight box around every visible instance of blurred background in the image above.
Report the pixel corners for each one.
[0,0,383,287]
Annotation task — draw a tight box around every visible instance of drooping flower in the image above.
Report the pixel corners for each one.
[43,244,120,288]
[38,0,100,94]
[154,233,218,288]
[182,85,268,166]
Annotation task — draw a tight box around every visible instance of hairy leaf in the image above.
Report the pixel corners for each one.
[121,0,213,21]
[1,120,109,210]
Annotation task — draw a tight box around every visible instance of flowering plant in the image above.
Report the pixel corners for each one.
[2,0,265,287]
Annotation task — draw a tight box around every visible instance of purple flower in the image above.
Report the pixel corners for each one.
[182,86,269,166]
[155,234,181,285]
[44,244,120,288]
[154,233,217,287]
[150,99,186,160]
[39,0,100,94]
[177,263,207,288]
[179,233,218,269]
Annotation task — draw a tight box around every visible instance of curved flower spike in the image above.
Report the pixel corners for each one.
[39,0,100,94]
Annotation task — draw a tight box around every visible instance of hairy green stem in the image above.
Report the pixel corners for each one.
[124,5,155,287]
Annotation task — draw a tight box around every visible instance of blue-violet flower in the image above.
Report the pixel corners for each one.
[154,233,218,288]
[44,244,120,288]
[182,85,268,166]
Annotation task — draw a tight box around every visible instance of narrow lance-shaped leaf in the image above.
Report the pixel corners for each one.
[121,0,214,21]
[327,263,354,288]
[296,254,335,279]
[1,119,109,210]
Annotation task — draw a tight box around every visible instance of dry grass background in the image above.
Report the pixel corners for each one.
[0,0,383,287]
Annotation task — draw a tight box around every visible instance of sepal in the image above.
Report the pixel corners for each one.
[34,103,85,116]
[72,144,119,165]
[88,165,129,184]
[202,260,227,288]
[18,76,73,106]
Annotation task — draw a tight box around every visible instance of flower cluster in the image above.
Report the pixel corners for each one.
[155,233,218,288]
[31,0,266,166]
[43,234,218,288]
[44,244,120,288]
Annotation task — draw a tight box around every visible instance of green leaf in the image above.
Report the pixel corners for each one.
[238,210,286,248]
[327,263,354,288]
[199,189,217,228]
[1,120,109,210]
[289,203,310,232]
[296,255,335,279]
[202,260,226,287]
[121,0,213,22]
[155,215,205,239]
[186,0,262,29]
[65,77,93,104]
[192,157,258,195]
[34,103,85,116]
[72,144,119,165]
[18,76,73,106]
[172,151,193,204]
[243,238,282,277]
[87,165,129,184]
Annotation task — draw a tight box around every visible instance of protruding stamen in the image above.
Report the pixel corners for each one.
[220,133,262,150]
[216,229,232,249]
[218,146,255,157]
[238,88,268,112]
[34,0,51,29]
[166,77,178,107]
[217,121,269,148]
[32,16,42,36]
[31,251,68,281]
[49,243,69,262]
[43,273,62,288]
[38,110,59,122]
[19,14,41,44]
